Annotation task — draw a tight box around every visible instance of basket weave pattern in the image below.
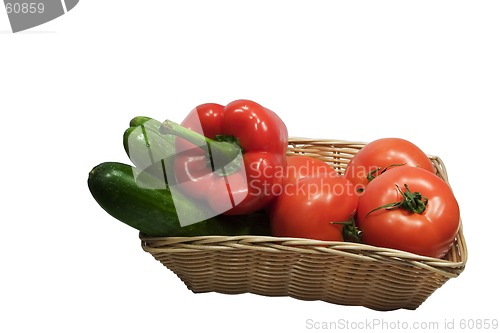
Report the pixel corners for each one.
[141,138,467,311]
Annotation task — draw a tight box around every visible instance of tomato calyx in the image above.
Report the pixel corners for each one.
[366,163,407,182]
[331,215,362,243]
[366,183,428,216]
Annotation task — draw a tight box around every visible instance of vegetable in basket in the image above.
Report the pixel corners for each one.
[344,138,435,194]
[161,99,288,216]
[123,116,176,178]
[87,162,271,237]
[356,165,460,258]
[269,155,360,242]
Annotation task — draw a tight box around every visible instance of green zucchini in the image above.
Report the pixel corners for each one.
[88,161,271,237]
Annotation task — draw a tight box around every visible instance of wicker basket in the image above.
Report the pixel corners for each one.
[140,138,467,311]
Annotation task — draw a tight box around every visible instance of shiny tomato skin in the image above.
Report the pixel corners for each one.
[344,138,435,194]
[265,154,337,213]
[270,174,358,241]
[283,155,337,185]
[356,166,460,258]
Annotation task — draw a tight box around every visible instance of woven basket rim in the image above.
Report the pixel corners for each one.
[140,225,467,279]
[140,233,460,261]
[287,136,441,158]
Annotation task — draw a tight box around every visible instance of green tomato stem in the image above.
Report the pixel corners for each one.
[367,163,407,182]
[366,184,428,216]
[331,215,362,243]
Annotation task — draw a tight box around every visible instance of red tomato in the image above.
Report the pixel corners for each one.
[344,138,435,194]
[283,155,337,185]
[270,171,358,241]
[356,166,460,258]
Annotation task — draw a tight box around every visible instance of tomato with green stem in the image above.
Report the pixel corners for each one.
[356,166,460,258]
[344,138,435,194]
[270,156,358,242]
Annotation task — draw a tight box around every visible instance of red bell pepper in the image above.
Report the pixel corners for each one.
[162,99,288,215]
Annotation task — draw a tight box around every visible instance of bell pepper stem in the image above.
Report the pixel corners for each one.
[160,119,242,168]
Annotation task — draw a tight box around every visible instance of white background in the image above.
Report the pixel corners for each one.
[1,1,499,332]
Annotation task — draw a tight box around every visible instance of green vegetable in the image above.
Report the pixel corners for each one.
[87,161,271,237]
[123,116,176,180]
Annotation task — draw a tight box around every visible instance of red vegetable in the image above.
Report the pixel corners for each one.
[163,100,288,215]
[356,166,460,258]
[344,138,435,194]
[270,156,358,241]
[282,155,337,185]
